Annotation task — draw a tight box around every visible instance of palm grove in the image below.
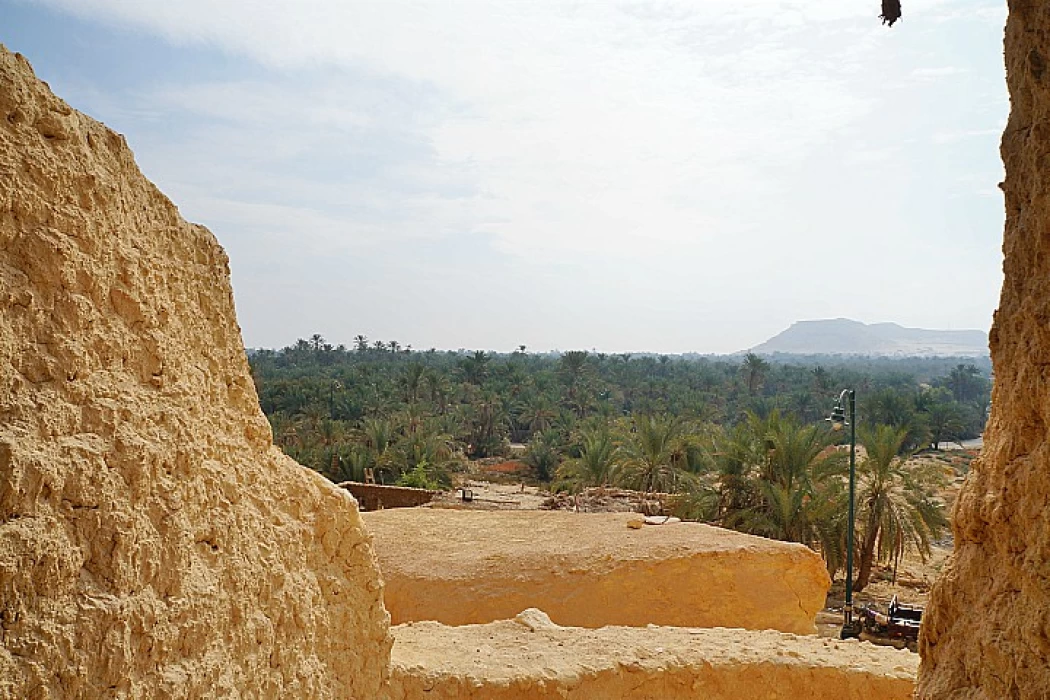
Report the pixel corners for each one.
[250,336,989,592]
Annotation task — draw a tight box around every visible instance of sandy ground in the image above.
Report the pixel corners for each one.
[429,480,551,510]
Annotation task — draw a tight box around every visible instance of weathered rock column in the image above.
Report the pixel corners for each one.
[918,3,1050,698]
[0,46,390,698]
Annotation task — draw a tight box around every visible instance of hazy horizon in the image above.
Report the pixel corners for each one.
[249,316,991,356]
[3,0,1008,354]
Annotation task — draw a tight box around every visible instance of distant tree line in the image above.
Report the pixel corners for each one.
[249,336,989,590]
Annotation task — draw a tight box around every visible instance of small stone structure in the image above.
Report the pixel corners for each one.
[364,509,831,634]
[339,482,439,511]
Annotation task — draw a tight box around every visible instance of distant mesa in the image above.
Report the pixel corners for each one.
[747,318,989,357]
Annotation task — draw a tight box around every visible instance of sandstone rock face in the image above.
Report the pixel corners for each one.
[364,509,830,634]
[917,4,1050,698]
[0,46,390,698]
[385,610,918,700]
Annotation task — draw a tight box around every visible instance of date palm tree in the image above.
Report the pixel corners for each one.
[741,352,770,396]
[712,412,848,572]
[555,425,618,491]
[524,430,562,481]
[459,350,491,386]
[520,396,558,437]
[458,390,507,457]
[614,414,697,493]
[392,426,456,488]
[559,350,592,415]
[724,413,843,538]
[362,417,395,463]
[708,420,764,518]
[926,401,966,450]
[401,363,427,404]
[853,424,949,592]
[331,445,371,483]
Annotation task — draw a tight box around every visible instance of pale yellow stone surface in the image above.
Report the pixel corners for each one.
[0,46,390,699]
[364,509,830,634]
[386,609,918,700]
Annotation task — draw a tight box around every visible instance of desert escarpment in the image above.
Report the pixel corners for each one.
[0,46,390,698]
[917,3,1050,698]
[364,509,830,634]
[385,609,918,700]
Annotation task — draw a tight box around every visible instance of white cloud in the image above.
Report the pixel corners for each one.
[912,66,966,78]
[52,1,879,261]
[22,0,1008,352]
[932,128,1002,144]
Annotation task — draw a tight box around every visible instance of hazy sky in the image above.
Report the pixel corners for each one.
[3,0,1008,353]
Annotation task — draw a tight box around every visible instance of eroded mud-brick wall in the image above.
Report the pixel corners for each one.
[0,46,390,698]
[918,3,1050,698]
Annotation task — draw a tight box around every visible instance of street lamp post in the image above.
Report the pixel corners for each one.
[828,388,862,640]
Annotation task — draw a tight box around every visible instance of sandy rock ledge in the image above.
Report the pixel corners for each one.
[385,609,918,700]
[364,509,830,634]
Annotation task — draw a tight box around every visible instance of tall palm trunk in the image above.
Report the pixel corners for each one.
[854,509,880,592]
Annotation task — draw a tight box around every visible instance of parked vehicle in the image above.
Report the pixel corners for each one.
[858,595,923,650]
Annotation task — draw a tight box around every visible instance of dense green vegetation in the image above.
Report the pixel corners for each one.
[249,336,989,588]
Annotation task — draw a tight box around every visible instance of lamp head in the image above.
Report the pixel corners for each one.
[826,403,847,431]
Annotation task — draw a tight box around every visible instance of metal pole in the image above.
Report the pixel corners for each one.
[844,389,857,637]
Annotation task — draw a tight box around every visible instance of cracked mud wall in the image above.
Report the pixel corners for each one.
[917,3,1050,698]
[0,46,390,698]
